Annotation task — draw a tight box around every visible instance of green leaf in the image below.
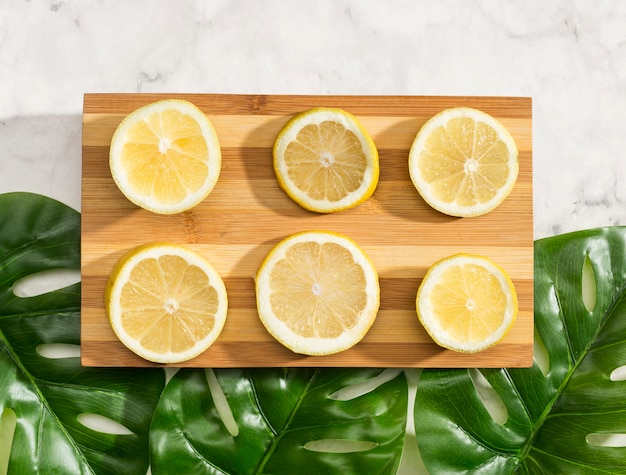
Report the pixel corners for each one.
[0,192,165,475]
[414,226,626,474]
[9,191,626,474]
[150,368,408,474]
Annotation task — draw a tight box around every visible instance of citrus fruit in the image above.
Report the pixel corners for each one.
[416,253,518,353]
[109,99,221,214]
[105,243,228,363]
[273,107,379,213]
[408,107,518,217]
[255,231,380,355]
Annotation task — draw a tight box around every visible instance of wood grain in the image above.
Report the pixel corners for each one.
[81,93,533,368]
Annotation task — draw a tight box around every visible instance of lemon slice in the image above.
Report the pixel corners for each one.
[408,107,518,217]
[255,231,380,355]
[273,107,379,213]
[416,253,518,353]
[105,243,228,363]
[109,99,221,214]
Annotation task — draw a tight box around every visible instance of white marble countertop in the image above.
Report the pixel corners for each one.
[3,0,625,240]
[2,2,626,473]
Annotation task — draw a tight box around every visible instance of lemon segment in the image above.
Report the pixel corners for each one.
[273,108,379,213]
[105,243,228,363]
[255,231,380,355]
[416,253,518,353]
[109,99,221,214]
[408,107,518,217]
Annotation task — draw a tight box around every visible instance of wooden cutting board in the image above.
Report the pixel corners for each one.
[81,93,533,368]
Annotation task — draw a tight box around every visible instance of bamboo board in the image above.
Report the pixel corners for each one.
[81,93,533,368]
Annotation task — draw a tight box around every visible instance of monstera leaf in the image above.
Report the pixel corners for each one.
[5,191,626,475]
[0,193,165,474]
[415,226,626,474]
[150,367,408,474]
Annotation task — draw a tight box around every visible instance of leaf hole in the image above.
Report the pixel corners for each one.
[205,369,239,437]
[77,413,134,435]
[586,433,626,447]
[468,369,508,425]
[610,365,626,382]
[12,268,80,298]
[398,370,427,475]
[36,343,81,359]
[329,368,402,401]
[533,329,550,377]
[303,439,379,453]
[0,408,17,475]
[581,255,597,312]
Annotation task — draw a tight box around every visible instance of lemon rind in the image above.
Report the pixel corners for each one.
[416,253,518,353]
[255,230,380,355]
[109,99,222,215]
[408,107,519,218]
[105,242,228,364]
[273,107,379,213]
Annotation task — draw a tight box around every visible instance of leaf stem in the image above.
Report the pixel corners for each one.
[517,281,626,463]
[254,369,320,474]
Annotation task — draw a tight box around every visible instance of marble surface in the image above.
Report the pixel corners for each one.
[1,1,626,472]
[2,0,626,240]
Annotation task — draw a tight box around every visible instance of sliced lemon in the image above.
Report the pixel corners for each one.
[105,243,228,363]
[408,107,518,217]
[255,231,380,355]
[109,99,221,214]
[273,107,379,213]
[416,253,518,353]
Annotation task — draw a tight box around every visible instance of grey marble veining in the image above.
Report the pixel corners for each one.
[2,1,626,240]
[3,1,625,240]
[2,2,626,473]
